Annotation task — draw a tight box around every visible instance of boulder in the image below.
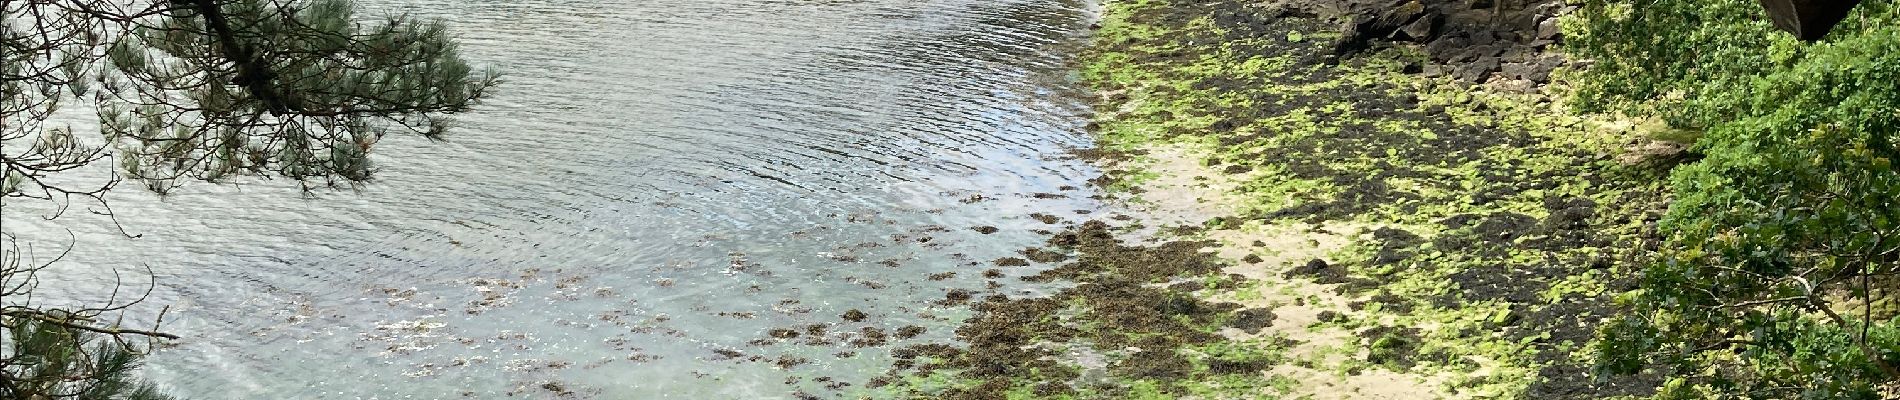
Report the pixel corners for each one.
[1451,43,1501,63]
[1535,16,1562,40]
[1396,12,1441,40]
[1453,56,1500,82]
[1500,62,1537,81]
[1332,0,1433,56]
[1500,54,1564,83]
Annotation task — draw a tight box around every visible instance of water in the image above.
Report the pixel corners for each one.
[1,0,1101,398]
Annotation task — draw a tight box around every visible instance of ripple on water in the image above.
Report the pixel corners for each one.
[2,0,1103,398]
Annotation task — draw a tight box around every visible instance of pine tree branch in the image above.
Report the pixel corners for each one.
[182,0,298,115]
[0,309,179,340]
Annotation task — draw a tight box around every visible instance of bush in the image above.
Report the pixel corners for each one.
[1568,0,1900,396]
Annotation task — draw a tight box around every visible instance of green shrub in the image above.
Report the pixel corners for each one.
[1568,0,1900,396]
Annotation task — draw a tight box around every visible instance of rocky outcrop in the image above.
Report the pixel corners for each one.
[1276,0,1573,86]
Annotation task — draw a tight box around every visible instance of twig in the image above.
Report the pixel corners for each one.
[0,309,179,340]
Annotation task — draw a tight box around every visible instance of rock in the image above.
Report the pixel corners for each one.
[1333,0,1432,56]
[1496,54,1566,83]
[1465,29,1498,45]
[1470,0,1494,9]
[1494,79,1537,93]
[1500,61,1538,81]
[1536,17,1561,40]
[1424,33,1470,58]
[1453,56,1500,82]
[1501,44,1532,59]
[1500,61,1531,80]
[1452,43,1500,62]
[1530,54,1566,82]
[1535,2,1566,17]
[1396,12,1440,41]
[1332,19,1370,57]
[1386,1,1428,27]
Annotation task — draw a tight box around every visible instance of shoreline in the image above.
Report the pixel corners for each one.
[1077,0,1675,396]
[874,0,1674,397]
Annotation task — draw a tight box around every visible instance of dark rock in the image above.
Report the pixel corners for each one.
[1500,54,1563,83]
[1385,1,1429,29]
[1465,28,1499,46]
[1501,62,1536,81]
[1501,44,1533,59]
[1500,10,1539,30]
[1453,56,1500,82]
[1333,0,1432,57]
[1535,53,1566,73]
[1395,12,1440,41]
[1423,33,1469,58]
[1451,43,1498,62]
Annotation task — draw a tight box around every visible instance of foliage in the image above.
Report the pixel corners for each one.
[3,0,497,201]
[1568,0,1900,395]
[1,316,177,400]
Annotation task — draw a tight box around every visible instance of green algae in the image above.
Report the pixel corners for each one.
[870,0,1675,397]
[1075,0,1673,396]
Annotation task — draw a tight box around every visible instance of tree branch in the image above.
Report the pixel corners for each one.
[0,308,179,340]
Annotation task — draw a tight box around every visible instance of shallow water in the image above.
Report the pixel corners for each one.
[1,0,1101,397]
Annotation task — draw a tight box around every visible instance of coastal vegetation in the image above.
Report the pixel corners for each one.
[883,0,1897,398]
[1570,0,1900,397]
